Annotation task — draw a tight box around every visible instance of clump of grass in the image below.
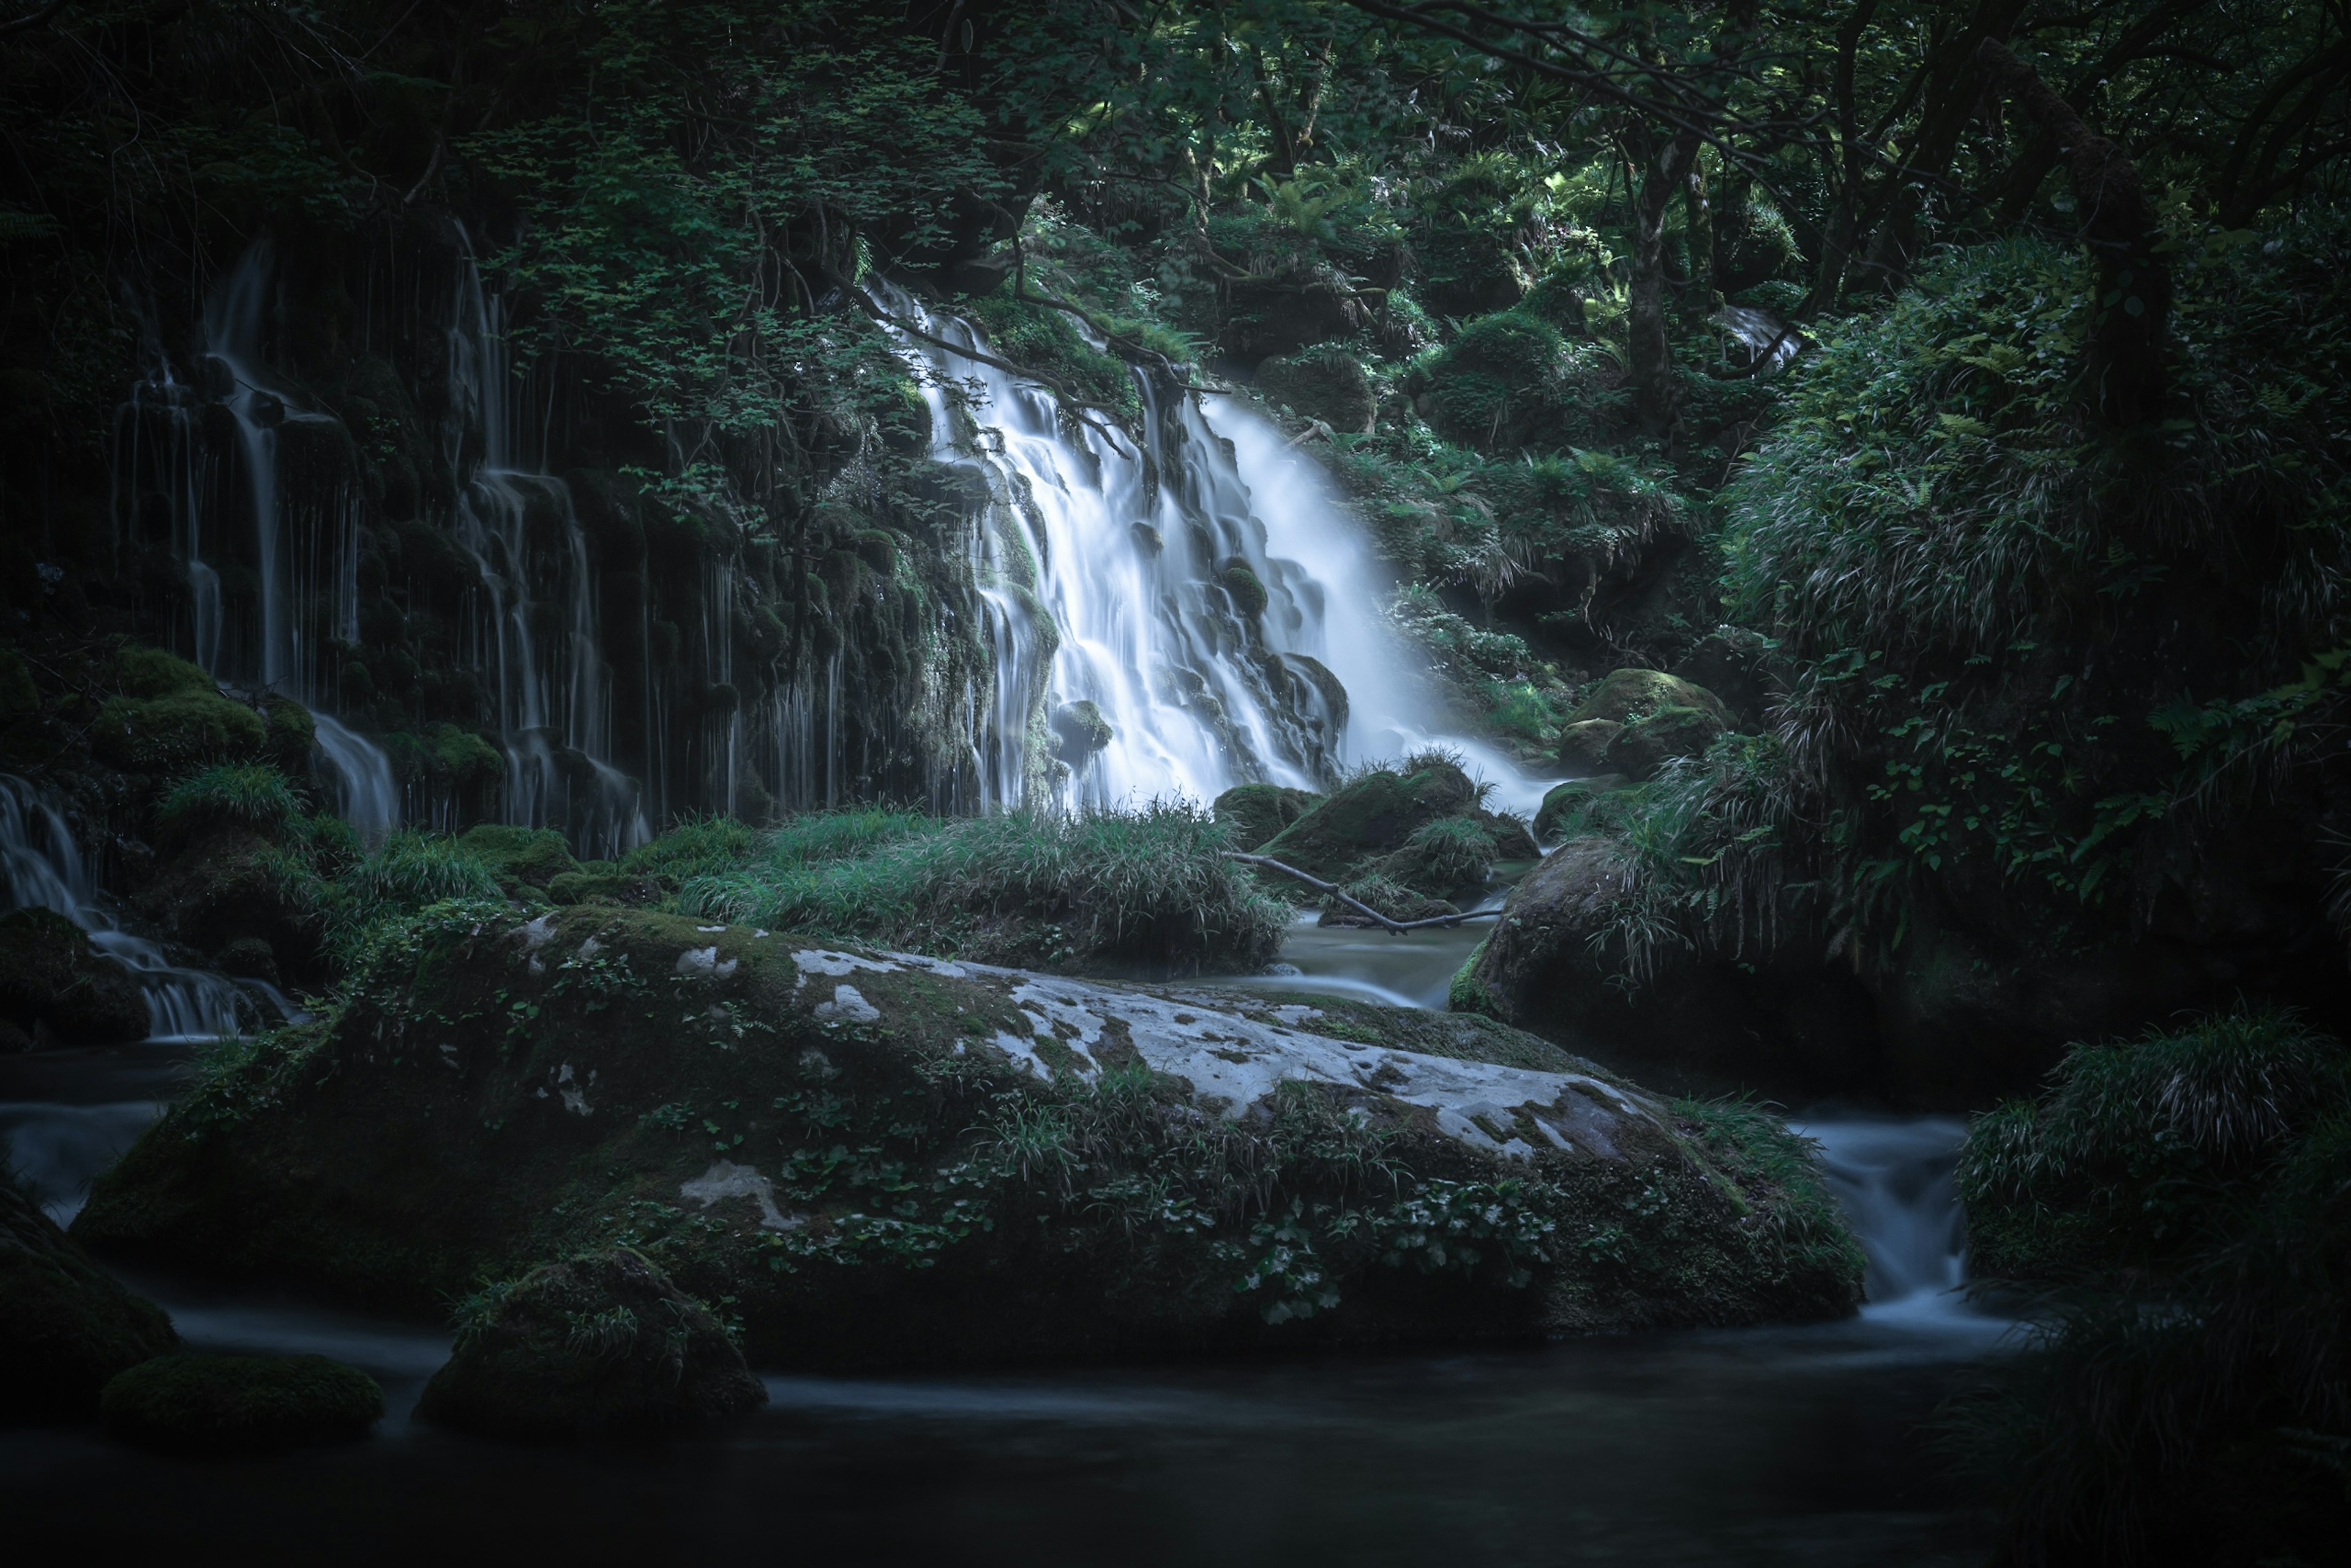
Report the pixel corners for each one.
[1948,1007,2351,1564]
[158,763,300,838]
[680,803,1284,975]
[618,814,764,881]
[326,831,505,963]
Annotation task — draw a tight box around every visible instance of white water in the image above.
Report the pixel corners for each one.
[885,292,1555,817]
[0,775,286,1041]
[1795,1116,1994,1331]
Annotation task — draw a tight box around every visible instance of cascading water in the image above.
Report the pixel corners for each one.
[1,775,284,1041]
[440,238,650,856]
[1794,1116,1987,1325]
[884,290,1552,814]
[115,241,403,843]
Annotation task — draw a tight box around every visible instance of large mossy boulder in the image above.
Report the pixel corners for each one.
[1567,669,1732,730]
[1463,838,1882,1101]
[2,1169,179,1419]
[1257,757,1481,882]
[1556,719,1622,777]
[1256,348,1378,433]
[418,1247,767,1440]
[0,907,149,1046]
[100,1353,381,1452]
[1561,670,1734,783]
[77,904,1860,1365]
[1213,783,1324,852]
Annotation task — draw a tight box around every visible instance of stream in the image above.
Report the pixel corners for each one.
[2,903,2008,1564]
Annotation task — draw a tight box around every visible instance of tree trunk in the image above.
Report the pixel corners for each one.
[1685,146,1719,310]
[1975,38,2170,427]
[1629,130,1700,438]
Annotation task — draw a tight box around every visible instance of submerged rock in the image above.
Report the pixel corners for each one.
[418,1247,767,1441]
[0,907,149,1046]
[77,906,1860,1366]
[2,1171,179,1420]
[100,1353,381,1452]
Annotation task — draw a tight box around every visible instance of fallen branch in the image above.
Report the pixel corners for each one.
[1221,852,1504,932]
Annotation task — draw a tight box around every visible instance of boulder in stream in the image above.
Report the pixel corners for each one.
[418,1247,767,1441]
[100,1352,382,1452]
[0,907,149,1047]
[75,905,1862,1366]
[2,1166,179,1420]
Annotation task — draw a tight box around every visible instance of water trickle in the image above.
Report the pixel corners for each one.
[1,775,286,1041]
[1795,1116,1981,1323]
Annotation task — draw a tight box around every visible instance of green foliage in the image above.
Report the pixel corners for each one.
[329,835,507,960]
[1951,1008,2351,1562]
[960,294,1139,418]
[158,763,299,839]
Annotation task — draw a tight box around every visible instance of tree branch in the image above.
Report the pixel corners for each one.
[1222,852,1504,932]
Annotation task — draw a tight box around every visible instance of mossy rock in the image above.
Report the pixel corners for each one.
[113,645,212,699]
[1049,700,1114,767]
[1567,669,1732,730]
[419,1247,767,1441]
[2,1170,179,1419]
[0,907,148,1046]
[1213,783,1324,852]
[135,827,323,980]
[261,694,315,771]
[1318,873,1459,927]
[1556,718,1622,776]
[100,1353,381,1452]
[1533,779,1629,844]
[1372,816,1494,903]
[459,825,580,894]
[92,690,267,773]
[1256,349,1377,433]
[77,906,1860,1365]
[1219,561,1270,620]
[1258,759,1480,883]
[1605,705,1727,782]
[547,871,662,908]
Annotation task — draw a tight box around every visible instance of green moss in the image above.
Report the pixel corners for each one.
[419,1247,765,1440]
[459,825,580,893]
[961,293,1139,418]
[113,645,213,699]
[1605,705,1727,782]
[261,693,315,768]
[1259,757,1480,883]
[159,762,300,838]
[1212,783,1324,852]
[1447,937,1498,1016]
[100,1353,382,1452]
[93,690,267,773]
[429,724,506,787]
[1567,669,1731,729]
[1374,816,1495,902]
[1218,562,1270,619]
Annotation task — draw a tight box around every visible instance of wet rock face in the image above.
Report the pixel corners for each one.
[418,1247,766,1441]
[1467,839,1883,1103]
[0,907,148,1046]
[1254,350,1378,434]
[78,906,1859,1368]
[1,1172,178,1419]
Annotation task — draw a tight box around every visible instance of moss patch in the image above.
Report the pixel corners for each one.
[101,1353,382,1452]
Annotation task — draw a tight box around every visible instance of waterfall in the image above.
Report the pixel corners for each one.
[442,235,650,857]
[1,775,287,1041]
[115,241,403,842]
[884,291,1553,815]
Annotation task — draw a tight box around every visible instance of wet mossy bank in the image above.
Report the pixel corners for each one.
[75,904,1861,1369]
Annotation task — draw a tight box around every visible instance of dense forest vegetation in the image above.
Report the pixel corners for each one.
[4,2,2350,1560]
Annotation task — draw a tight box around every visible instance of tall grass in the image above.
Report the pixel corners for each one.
[157,762,300,837]
[680,803,1283,974]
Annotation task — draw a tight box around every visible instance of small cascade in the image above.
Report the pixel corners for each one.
[115,241,402,840]
[885,291,1550,813]
[441,237,650,857]
[1796,1116,1976,1319]
[1,775,284,1041]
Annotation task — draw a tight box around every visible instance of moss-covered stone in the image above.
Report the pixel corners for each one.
[2,1169,179,1419]
[1373,816,1494,903]
[459,825,580,894]
[1567,669,1732,730]
[0,907,149,1046]
[1318,873,1459,927]
[1258,758,1479,883]
[1556,718,1622,776]
[1605,705,1727,782]
[1212,783,1324,852]
[1219,561,1270,620]
[77,906,1860,1366]
[261,693,315,771]
[100,1353,381,1452]
[1533,778,1627,844]
[419,1247,767,1441]
[1049,700,1114,767]
[135,827,323,982]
